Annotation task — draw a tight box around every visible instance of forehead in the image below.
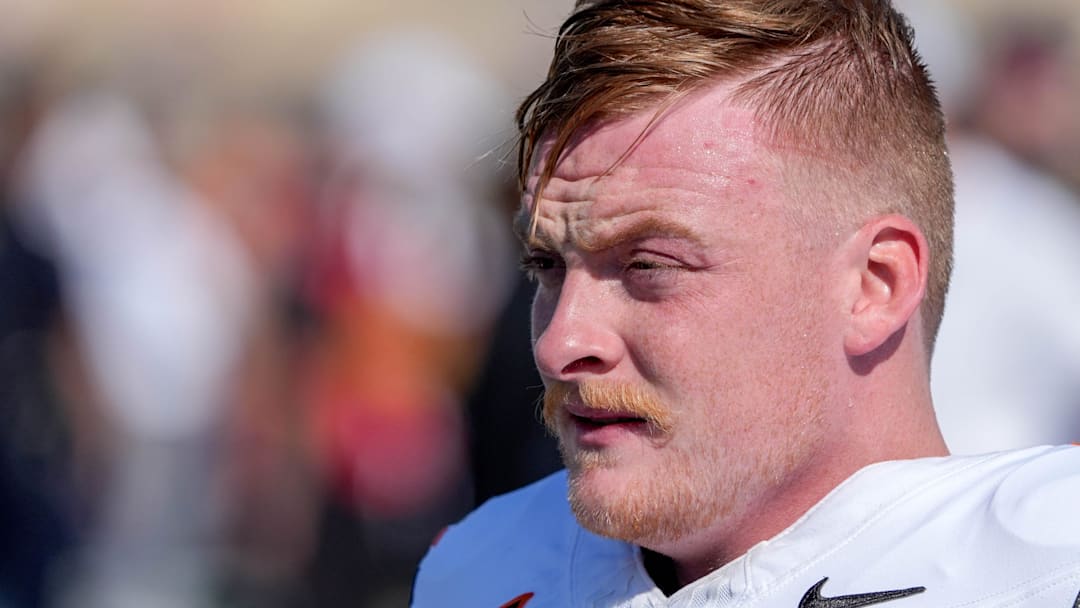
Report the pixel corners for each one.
[541,90,759,181]
[520,83,785,241]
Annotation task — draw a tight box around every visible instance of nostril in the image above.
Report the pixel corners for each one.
[562,356,605,375]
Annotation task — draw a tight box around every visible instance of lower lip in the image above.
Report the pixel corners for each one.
[569,415,651,447]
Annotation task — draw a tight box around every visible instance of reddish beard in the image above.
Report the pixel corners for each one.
[540,380,713,546]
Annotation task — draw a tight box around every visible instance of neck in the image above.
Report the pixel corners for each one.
[643,448,859,591]
[644,361,948,592]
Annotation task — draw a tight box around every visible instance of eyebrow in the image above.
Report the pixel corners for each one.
[579,216,702,252]
[513,210,702,253]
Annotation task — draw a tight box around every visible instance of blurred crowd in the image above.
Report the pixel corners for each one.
[1,1,1079,607]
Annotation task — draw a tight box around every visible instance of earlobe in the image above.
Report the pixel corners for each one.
[843,216,929,357]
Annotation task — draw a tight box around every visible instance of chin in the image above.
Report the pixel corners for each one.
[564,450,703,547]
[568,469,647,542]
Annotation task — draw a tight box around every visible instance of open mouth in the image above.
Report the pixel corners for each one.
[571,413,648,428]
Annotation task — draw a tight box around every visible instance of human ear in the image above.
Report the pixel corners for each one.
[842,214,929,357]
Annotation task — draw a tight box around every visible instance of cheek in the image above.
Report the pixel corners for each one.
[627,297,747,403]
[628,269,824,400]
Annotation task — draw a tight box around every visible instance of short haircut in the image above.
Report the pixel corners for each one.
[516,0,954,351]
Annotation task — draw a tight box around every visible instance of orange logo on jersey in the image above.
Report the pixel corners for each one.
[499,592,535,608]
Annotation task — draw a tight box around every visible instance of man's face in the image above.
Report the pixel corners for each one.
[520,84,846,553]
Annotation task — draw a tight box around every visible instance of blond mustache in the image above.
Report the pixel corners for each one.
[542,381,673,435]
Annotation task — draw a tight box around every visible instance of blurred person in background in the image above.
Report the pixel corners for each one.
[178,100,326,608]
[13,88,257,608]
[897,0,1080,454]
[302,30,518,607]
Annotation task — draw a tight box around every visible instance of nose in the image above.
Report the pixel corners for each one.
[531,270,624,381]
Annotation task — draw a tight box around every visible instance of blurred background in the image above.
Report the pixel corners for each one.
[0,1,1078,607]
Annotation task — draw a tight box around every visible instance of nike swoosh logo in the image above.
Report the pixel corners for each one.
[800,577,925,608]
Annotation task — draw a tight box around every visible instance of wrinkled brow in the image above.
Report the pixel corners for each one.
[514,210,702,253]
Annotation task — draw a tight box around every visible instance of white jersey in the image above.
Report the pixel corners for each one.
[413,446,1080,607]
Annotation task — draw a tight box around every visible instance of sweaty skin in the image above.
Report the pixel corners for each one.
[519,82,863,584]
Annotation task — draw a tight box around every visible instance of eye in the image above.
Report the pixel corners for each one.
[623,253,678,274]
[621,253,682,295]
[626,258,669,271]
[519,250,565,287]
